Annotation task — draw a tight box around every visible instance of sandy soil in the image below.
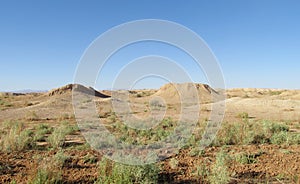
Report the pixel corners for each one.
[0,83,299,183]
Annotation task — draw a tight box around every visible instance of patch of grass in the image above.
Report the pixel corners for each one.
[30,150,69,184]
[168,158,179,169]
[47,121,75,149]
[271,131,300,145]
[33,124,53,142]
[0,121,35,152]
[214,120,298,146]
[234,152,257,164]
[194,160,210,183]
[269,91,282,96]
[208,149,230,184]
[237,112,249,119]
[109,118,177,146]
[96,158,160,184]
[83,153,98,164]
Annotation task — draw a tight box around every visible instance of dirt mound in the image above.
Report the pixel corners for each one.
[47,84,110,98]
[153,83,219,104]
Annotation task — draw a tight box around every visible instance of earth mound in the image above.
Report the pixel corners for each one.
[153,83,220,104]
[47,84,110,98]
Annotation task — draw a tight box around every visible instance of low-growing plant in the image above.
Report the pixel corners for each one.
[47,121,75,149]
[234,152,257,164]
[96,158,160,184]
[194,160,210,183]
[30,150,69,184]
[34,124,53,142]
[0,121,35,152]
[168,158,179,169]
[214,120,298,146]
[237,112,249,120]
[208,149,230,184]
[83,153,98,164]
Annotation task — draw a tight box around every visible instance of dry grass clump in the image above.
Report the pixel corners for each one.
[0,121,35,152]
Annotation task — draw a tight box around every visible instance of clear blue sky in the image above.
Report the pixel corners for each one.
[1,0,299,91]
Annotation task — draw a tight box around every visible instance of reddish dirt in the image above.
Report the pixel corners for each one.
[0,150,101,184]
[1,145,299,183]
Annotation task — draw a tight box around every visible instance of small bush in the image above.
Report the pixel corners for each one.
[0,122,35,152]
[234,153,257,164]
[47,122,75,149]
[168,158,179,169]
[214,120,296,146]
[237,112,249,119]
[96,158,159,184]
[208,150,230,184]
[34,124,53,142]
[83,153,98,164]
[194,160,210,183]
[30,150,68,184]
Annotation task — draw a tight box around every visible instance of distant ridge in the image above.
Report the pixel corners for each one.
[3,89,48,94]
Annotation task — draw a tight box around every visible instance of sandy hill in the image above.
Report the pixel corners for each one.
[153,83,220,104]
[47,84,110,98]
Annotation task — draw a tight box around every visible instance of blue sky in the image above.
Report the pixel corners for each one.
[0,0,299,91]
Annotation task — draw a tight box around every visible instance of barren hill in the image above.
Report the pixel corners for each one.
[153,83,220,104]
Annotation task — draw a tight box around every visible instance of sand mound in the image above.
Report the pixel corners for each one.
[47,84,110,98]
[153,83,219,104]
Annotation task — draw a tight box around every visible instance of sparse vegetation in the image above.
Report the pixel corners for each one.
[47,121,76,149]
[83,153,98,164]
[0,121,35,152]
[208,149,230,184]
[33,124,53,142]
[0,84,299,183]
[96,158,160,184]
[234,152,258,164]
[214,120,300,146]
[30,150,69,184]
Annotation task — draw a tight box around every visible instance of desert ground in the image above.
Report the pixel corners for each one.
[0,83,299,184]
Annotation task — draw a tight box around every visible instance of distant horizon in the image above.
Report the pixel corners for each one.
[2,82,299,93]
[1,1,299,91]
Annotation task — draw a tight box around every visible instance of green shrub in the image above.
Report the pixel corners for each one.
[208,150,230,184]
[0,122,35,152]
[47,121,74,149]
[34,124,53,142]
[30,150,68,184]
[96,158,159,184]
[237,112,249,119]
[83,153,98,164]
[214,120,296,146]
[234,153,257,164]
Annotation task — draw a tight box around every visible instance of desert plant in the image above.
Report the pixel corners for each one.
[33,124,53,142]
[234,152,257,164]
[96,158,159,184]
[0,121,35,152]
[83,153,98,164]
[194,160,210,183]
[168,158,179,169]
[47,121,74,149]
[237,112,249,120]
[30,150,68,184]
[208,150,230,184]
